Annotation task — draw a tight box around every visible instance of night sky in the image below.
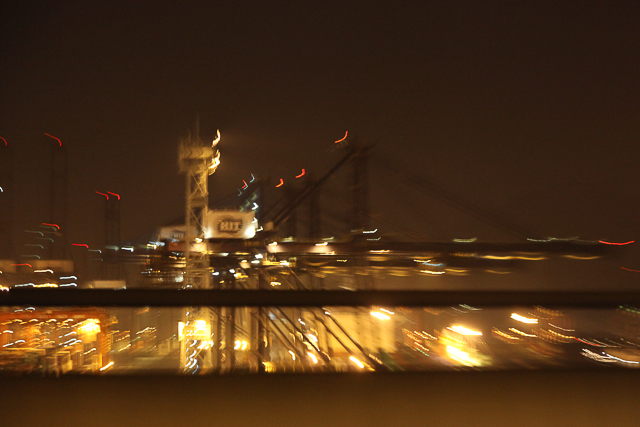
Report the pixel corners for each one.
[2,2,640,275]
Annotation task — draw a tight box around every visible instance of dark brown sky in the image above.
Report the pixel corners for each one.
[2,1,640,268]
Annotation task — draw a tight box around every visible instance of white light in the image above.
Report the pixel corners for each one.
[212,129,221,146]
[234,340,241,350]
[252,203,259,210]
[511,313,538,324]
[363,229,377,234]
[288,350,296,360]
[308,352,318,364]
[99,361,114,372]
[370,311,390,320]
[349,356,365,368]
[448,325,482,336]
[316,242,328,246]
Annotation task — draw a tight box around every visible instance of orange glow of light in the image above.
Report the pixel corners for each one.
[1,137,7,146]
[42,223,60,230]
[276,179,284,188]
[242,180,248,189]
[11,264,32,268]
[621,267,640,273]
[95,191,109,199]
[44,133,62,146]
[599,240,634,245]
[72,243,89,248]
[335,131,348,143]
[295,169,306,178]
[107,192,120,200]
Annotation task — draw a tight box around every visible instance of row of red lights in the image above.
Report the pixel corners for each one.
[95,191,120,200]
[1,134,62,146]
[240,132,347,190]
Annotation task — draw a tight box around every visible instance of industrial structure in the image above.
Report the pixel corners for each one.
[177,123,220,373]
[0,126,636,376]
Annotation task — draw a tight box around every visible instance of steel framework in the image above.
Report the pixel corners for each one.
[178,124,220,373]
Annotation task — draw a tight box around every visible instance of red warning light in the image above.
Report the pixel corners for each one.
[335,131,348,143]
[45,133,62,146]
[599,240,634,245]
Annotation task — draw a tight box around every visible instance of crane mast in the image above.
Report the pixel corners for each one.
[178,125,220,373]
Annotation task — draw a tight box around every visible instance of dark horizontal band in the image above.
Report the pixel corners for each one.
[1,289,639,308]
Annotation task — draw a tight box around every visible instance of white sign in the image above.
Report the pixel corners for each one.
[205,211,256,239]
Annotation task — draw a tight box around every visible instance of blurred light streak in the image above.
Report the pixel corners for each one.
[509,328,536,337]
[296,169,306,178]
[599,240,634,245]
[370,311,390,320]
[621,267,640,273]
[604,352,639,364]
[349,356,365,368]
[549,323,574,332]
[448,325,482,336]
[107,192,120,200]
[242,180,248,189]
[42,223,60,230]
[335,131,348,143]
[575,337,605,347]
[44,133,61,146]
[564,255,601,260]
[212,129,221,146]
[99,361,114,371]
[453,237,477,243]
[276,179,284,187]
[72,243,89,248]
[307,352,318,364]
[0,136,6,145]
[11,264,32,267]
[249,174,255,182]
[511,313,538,324]
[95,191,109,199]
